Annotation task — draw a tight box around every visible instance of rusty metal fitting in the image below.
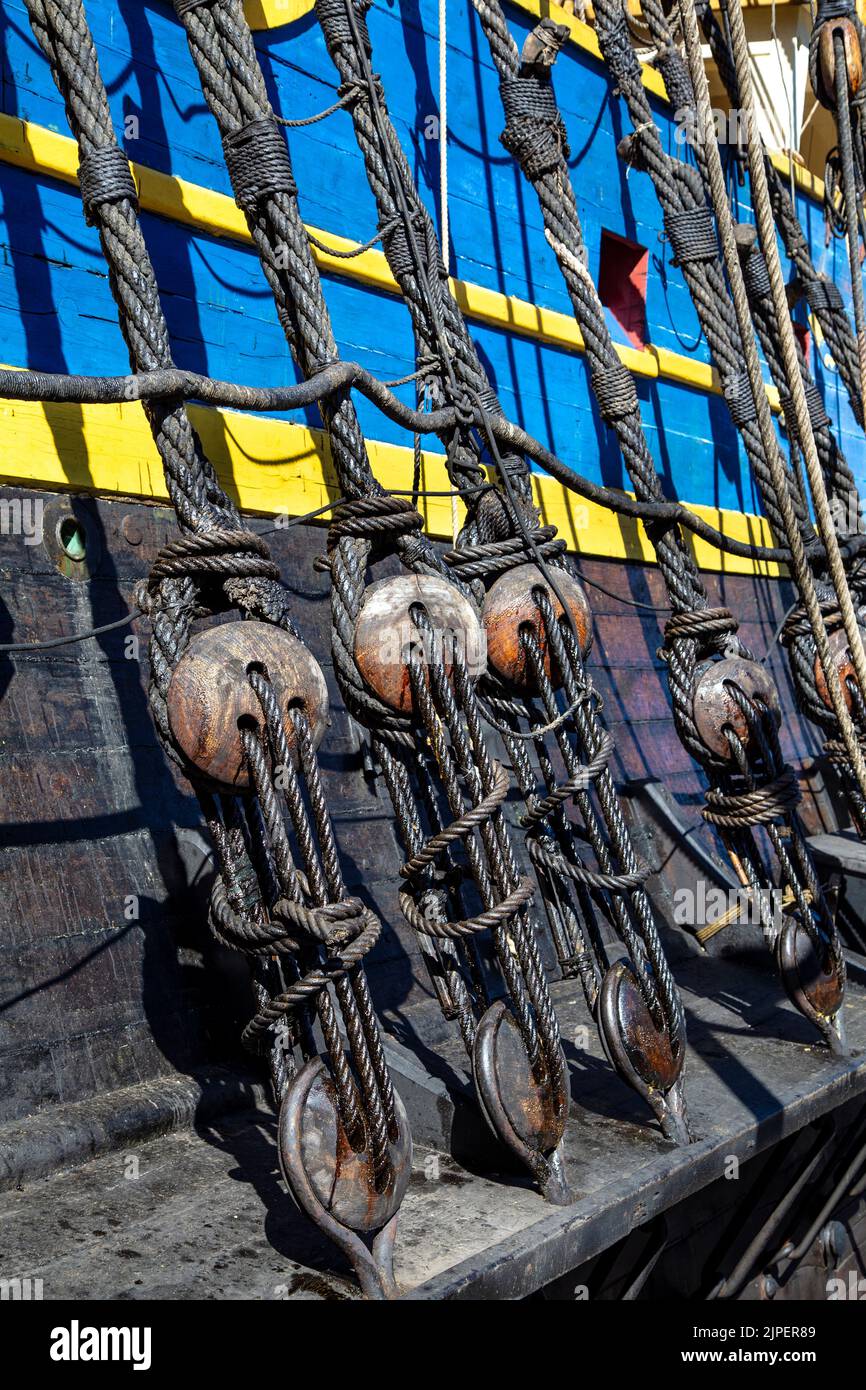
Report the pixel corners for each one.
[167,620,329,790]
[692,656,781,760]
[597,961,689,1145]
[482,563,591,692]
[814,625,865,713]
[819,18,862,101]
[353,574,486,714]
[777,920,846,1054]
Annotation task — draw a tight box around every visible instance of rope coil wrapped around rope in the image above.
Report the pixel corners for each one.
[222,118,298,212]
[78,146,138,225]
[499,72,570,179]
[702,769,802,828]
[591,361,640,423]
[664,205,719,266]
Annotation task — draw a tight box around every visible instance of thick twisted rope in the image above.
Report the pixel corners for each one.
[633,0,866,829]
[591,0,813,550]
[468,0,844,1040]
[691,0,864,426]
[172,0,570,1118]
[314,0,686,1053]
[676,0,866,809]
[26,0,404,1197]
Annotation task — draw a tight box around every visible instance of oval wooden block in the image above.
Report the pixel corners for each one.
[818,19,862,102]
[778,920,845,1024]
[353,574,486,714]
[482,563,591,691]
[814,626,865,714]
[599,960,683,1096]
[167,621,329,790]
[691,656,781,760]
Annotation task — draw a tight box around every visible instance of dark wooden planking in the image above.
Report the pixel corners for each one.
[0,485,850,1131]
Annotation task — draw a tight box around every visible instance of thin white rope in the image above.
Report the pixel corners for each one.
[439,0,449,276]
[439,0,457,542]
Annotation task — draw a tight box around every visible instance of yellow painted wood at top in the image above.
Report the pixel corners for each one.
[244,1,315,27]
[0,381,784,577]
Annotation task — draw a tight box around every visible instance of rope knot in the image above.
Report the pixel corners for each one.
[327,495,424,551]
[222,118,296,213]
[499,73,569,180]
[315,0,373,53]
[702,768,801,827]
[664,205,719,267]
[590,361,639,423]
[78,146,138,227]
[722,370,758,427]
[141,529,280,633]
[665,606,739,658]
[380,211,440,280]
[654,44,696,117]
[781,379,831,440]
[172,0,215,15]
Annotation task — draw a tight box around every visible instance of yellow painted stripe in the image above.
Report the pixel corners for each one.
[0,111,784,413]
[243,0,668,99]
[0,382,783,576]
[588,0,806,15]
[244,1,315,28]
[507,1,669,99]
[768,151,827,204]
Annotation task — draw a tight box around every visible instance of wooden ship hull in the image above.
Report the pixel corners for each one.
[1,0,866,1300]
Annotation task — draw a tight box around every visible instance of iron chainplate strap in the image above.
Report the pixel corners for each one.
[311,0,692,1144]
[468,1,848,1056]
[172,0,577,1203]
[24,0,412,1299]
[635,0,866,840]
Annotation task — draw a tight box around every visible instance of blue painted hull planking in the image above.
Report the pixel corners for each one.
[2,0,866,1305]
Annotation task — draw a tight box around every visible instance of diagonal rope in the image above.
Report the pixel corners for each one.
[676,0,866,805]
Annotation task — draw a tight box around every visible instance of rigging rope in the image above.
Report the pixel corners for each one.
[310,0,691,1140]
[23,0,409,1298]
[592,0,814,551]
[636,0,866,832]
[824,17,866,408]
[172,0,582,1195]
[693,0,865,426]
[0,358,795,563]
[469,0,846,1050]
[677,0,866,809]
[439,0,449,273]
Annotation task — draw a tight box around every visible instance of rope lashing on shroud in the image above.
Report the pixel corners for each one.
[23,0,411,1299]
[307,0,694,1147]
[468,0,847,1055]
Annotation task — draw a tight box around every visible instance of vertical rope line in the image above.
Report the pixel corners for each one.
[833,34,866,410]
[439,0,449,274]
[678,0,866,802]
